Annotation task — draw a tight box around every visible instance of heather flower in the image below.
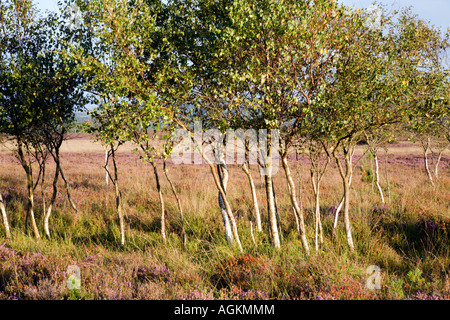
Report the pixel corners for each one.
[316,293,336,300]
[407,292,440,300]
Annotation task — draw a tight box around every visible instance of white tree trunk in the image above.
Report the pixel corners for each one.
[104,147,109,187]
[21,148,40,239]
[218,163,234,245]
[44,161,60,239]
[0,192,11,239]
[333,172,353,230]
[174,120,242,252]
[250,221,256,246]
[374,153,385,204]
[334,148,355,252]
[265,172,280,249]
[241,163,262,232]
[59,166,78,213]
[313,176,319,252]
[433,143,449,180]
[282,155,310,255]
[423,137,435,187]
[151,161,165,245]
[27,174,40,239]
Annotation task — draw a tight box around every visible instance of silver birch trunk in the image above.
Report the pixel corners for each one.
[202,149,242,251]
[0,192,11,239]
[265,172,280,249]
[44,158,60,239]
[111,147,125,246]
[18,143,40,239]
[332,172,352,230]
[104,146,109,207]
[59,166,78,213]
[374,153,385,204]
[151,161,166,245]
[241,163,262,232]
[27,170,40,239]
[218,163,234,245]
[309,143,329,251]
[273,183,283,245]
[433,142,449,180]
[423,137,435,187]
[264,133,281,249]
[312,176,319,251]
[312,175,323,251]
[104,147,109,187]
[250,221,256,246]
[334,148,355,252]
[282,155,310,255]
[174,120,242,252]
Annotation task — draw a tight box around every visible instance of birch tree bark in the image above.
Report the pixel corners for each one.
[175,120,243,252]
[0,192,11,239]
[44,153,60,239]
[150,160,166,245]
[18,142,40,239]
[241,163,262,232]
[333,172,353,232]
[373,152,385,204]
[111,145,125,246]
[308,140,330,251]
[333,145,356,252]
[263,134,281,249]
[421,137,435,187]
[431,138,450,181]
[281,152,310,255]
[59,166,78,213]
[217,162,233,245]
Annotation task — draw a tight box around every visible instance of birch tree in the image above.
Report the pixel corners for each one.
[189,0,363,252]
[312,8,448,252]
[76,0,205,247]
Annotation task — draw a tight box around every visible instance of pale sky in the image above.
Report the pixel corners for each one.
[339,0,450,31]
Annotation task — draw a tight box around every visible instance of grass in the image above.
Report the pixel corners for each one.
[0,139,449,300]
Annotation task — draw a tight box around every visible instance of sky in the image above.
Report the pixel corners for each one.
[34,0,450,32]
[339,0,450,31]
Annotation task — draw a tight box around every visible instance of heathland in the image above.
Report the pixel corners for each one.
[0,134,448,300]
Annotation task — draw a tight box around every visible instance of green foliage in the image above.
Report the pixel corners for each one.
[406,268,426,289]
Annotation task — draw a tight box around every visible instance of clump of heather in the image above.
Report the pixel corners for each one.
[136,262,173,283]
[407,292,441,300]
[0,243,67,299]
[23,279,65,300]
[315,293,336,300]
